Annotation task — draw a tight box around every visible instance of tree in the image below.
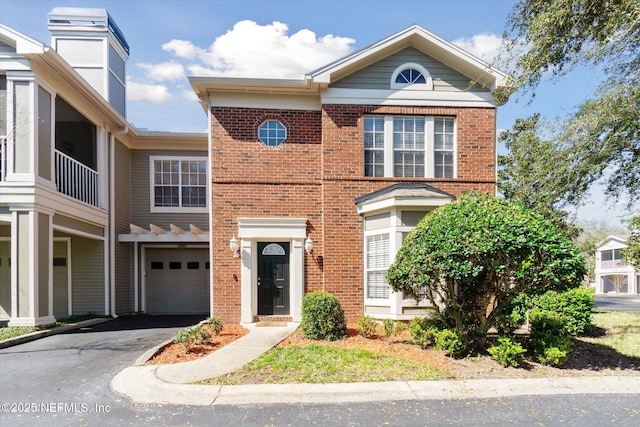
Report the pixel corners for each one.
[501,0,640,206]
[497,114,579,236]
[622,215,640,269]
[609,274,628,294]
[386,192,586,350]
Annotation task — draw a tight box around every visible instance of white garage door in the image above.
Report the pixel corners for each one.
[146,248,209,314]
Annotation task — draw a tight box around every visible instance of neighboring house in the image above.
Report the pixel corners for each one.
[0,8,208,326]
[594,236,639,294]
[190,25,511,323]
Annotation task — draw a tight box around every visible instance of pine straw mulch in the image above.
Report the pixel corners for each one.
[146,324,249,365]
[147,323,640,380]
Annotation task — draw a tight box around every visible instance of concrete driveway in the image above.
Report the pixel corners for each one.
[0,314,203,423]
[594,294,640,312]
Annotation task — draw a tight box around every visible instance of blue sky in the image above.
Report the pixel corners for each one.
[0,0,633,228]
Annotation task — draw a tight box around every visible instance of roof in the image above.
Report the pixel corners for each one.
[310,25,509,91]
[189,24,512,106]
[355,183,455,215]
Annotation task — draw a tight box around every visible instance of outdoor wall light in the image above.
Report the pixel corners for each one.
[305,237,313,254]
[230,236,240,258]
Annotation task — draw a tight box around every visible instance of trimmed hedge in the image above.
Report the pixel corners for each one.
[301,292,346,341]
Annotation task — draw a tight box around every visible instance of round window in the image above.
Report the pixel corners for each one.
[258,120,286,147]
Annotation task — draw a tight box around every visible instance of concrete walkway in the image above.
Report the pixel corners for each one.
[109,323,640,406]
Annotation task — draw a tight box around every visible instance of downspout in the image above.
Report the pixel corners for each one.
[109,126,128,318]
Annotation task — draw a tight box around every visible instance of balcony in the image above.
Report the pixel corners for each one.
[55,149,99,207]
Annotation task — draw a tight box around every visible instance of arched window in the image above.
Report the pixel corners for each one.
[390,63,433,90]
[262,243,286,255]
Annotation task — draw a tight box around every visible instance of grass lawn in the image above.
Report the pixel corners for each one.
[589,310,640,358]
[213,344,452,385]
[210,309,640,385]
[0,314,103,341]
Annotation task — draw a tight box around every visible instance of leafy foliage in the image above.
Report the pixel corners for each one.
[408,317,438,349]
[622,215,640,269]
[433,328,468,358]
[387,192,586,349]
[505,0,640,90]
[356,316,377,338]
[528,309,574,366]
[501,1,640,207]
[301,292,346,341]
[206,316,224,335]
[487,336,527,367]
[382,318,407,343]
[498,114,579,235]
[173,325,211,351]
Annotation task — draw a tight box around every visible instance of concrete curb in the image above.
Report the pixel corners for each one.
[0,318,113,349]
[110,370,640,406]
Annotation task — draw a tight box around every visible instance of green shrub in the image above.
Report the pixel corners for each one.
[487,336,527,367]
[434,328,468,358]
[173,325,211,350]
[494,293,531,335]
[534,287,593,336]
[383,318,407,342]
[301,292,346,341]
[207,316,224,335]
[408,317,437,349]
[536,345,570,366]
[529,309,565,336]
[356,316,378,338]
[529,332,573,366]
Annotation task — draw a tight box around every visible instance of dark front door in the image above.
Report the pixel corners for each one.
[257,242,290,316]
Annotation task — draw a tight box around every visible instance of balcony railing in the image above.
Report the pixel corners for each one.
[600,260,627,270]
[55,149,99,207]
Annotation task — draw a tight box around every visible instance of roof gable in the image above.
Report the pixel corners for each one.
[310,25,509,92]
[0,24,45,55]
[330,46,490,93]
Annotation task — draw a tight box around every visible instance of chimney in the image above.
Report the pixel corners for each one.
[48,7,129,118]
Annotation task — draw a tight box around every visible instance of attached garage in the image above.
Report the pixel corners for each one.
[145,248,209,314]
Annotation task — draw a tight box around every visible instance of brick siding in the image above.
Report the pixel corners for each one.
[210,104,496,322]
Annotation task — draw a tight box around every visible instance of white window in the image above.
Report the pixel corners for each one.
[366,234,390,299]
[258,120,286,147]
[390,63,433,90]
[150,156,207,213]
[364,115,456,178]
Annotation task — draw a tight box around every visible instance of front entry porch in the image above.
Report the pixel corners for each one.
[237,218,307,323]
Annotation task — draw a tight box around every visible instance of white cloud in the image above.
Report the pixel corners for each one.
[180,89,199,102]
[162,39,201,60]
[452,33,504,64]
[138,61,185,81]
[127,81,172,103]
[161,20,355,78]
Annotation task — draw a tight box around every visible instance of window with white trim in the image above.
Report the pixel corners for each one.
[390,63,433,90]
[258,120,286,147]
[150,156,207,212]
[364,115,456,178]
[366,234,390,299]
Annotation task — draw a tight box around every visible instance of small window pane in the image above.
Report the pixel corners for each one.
[169,262,182,269]
[151,262,163,269]
[187,262,199,269]
[258,120,286,146]
[53,258,67,267]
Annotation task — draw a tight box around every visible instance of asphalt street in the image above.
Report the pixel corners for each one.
[1,313,639,426]
[594,294,640,312]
